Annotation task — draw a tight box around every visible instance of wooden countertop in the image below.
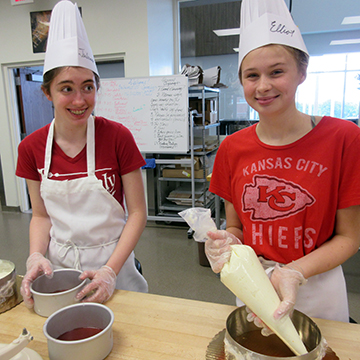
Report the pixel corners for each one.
[1,290,360,359]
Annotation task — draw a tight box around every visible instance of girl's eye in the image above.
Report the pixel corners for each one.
[84,85,94,92]
[246,73,259,79]
[271,69,283,76]
[61,86,72,93]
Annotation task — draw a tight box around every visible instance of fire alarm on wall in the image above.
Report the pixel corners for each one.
[11,0,34,5]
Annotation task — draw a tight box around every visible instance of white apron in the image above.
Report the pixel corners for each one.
[40,116,148,292]
[235,258,349,322]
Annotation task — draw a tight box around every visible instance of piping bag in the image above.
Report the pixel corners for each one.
[179,208,307,356]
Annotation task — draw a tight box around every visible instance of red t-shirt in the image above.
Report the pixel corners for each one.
[16,116,145,209]
[210,117,360,263]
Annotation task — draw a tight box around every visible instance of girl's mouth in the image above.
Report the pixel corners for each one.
[256,95,279,106]
[69,109,87,115]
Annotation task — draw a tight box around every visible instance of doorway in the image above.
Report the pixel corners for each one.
[14,66,53,139]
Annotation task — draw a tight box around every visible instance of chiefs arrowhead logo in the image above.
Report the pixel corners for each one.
[243,175,315,221]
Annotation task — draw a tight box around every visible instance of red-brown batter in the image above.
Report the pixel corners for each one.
[235,329,339,359]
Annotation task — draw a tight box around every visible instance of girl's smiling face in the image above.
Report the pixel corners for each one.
[240,45,306,118]
[44,66,97,127]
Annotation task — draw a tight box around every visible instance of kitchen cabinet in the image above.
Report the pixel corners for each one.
[155,86,220,221]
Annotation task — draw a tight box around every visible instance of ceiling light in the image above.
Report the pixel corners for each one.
[330,39,360,45]
[233,48,239,52]
[213,28,240,36]
[341,16,360,25]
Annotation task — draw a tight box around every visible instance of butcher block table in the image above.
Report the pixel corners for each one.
[1,289,360,359]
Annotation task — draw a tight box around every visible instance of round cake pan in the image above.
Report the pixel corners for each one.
[43,302,114,360]
[225,306,325,360]
[31,268,87,317]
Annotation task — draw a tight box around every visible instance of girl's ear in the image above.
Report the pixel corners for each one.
[42,86,52,102]
[299,72,307,85]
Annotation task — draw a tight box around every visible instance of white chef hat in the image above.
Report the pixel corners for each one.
[238,0,308,69]
[43,0,99,76]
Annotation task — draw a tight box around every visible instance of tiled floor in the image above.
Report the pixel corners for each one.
[1,209,359,323]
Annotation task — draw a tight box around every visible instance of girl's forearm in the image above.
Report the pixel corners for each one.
[106,209,147,274]
[291,234,359,279]
[29,215,52,255]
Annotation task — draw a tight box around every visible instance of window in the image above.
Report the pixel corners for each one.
[296,53,360,122]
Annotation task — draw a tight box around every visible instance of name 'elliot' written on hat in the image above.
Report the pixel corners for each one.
[270,21,295,37]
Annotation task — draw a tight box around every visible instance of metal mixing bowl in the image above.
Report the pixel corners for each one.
[43,302,114,360]
[225,306,325,360]
[31,268,87,317]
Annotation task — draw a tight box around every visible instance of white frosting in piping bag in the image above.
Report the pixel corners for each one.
[221,245,307,356]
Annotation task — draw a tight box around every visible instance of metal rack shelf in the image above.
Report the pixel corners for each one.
[153,87,220,224]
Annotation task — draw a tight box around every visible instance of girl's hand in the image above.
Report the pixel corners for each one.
[246,307,273,336]
[205,230,242,273]
[270,263,307,320]
[76,265,117,303]
[20,252,53,308]
[245,263,307,335]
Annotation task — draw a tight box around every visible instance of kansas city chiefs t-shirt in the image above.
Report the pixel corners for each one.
[209,117,360,263]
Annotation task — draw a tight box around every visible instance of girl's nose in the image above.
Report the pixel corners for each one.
[257,76,271,93]
[72,91,86,105]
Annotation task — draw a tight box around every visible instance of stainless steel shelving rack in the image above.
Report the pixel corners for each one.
[148,86,221,225]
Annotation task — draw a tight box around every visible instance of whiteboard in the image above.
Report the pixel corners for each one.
[94,75,189,153]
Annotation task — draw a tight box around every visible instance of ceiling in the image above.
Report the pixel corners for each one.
[180,1,240,57]
[180,0,360,57]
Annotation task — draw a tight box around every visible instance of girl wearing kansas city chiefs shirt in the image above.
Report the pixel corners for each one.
[206,0,360,324]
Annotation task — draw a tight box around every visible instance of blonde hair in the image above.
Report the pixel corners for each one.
[238,44,309,84]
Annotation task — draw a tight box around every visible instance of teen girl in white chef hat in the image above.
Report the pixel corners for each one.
[17,0,148,307]
[205,0,360,324]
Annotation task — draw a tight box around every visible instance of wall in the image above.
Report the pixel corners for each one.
[147,0,176,75]
[0,0,175,209]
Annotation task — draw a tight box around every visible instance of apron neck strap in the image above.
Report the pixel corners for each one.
[43,120,55,178]
[43,116,95,178]
[87,116,95,176]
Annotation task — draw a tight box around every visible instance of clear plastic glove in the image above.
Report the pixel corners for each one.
[76,265,116,304]
[205,230,242,273]
[179,208,217,242]
[246,307,273,336]
[20,252,53,309]
[270,263,307,320]
[245,263,307,336]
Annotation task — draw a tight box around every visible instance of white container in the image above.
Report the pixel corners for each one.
[0,260,16,306]
[43,303,114,360]
[30,268,86,317]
